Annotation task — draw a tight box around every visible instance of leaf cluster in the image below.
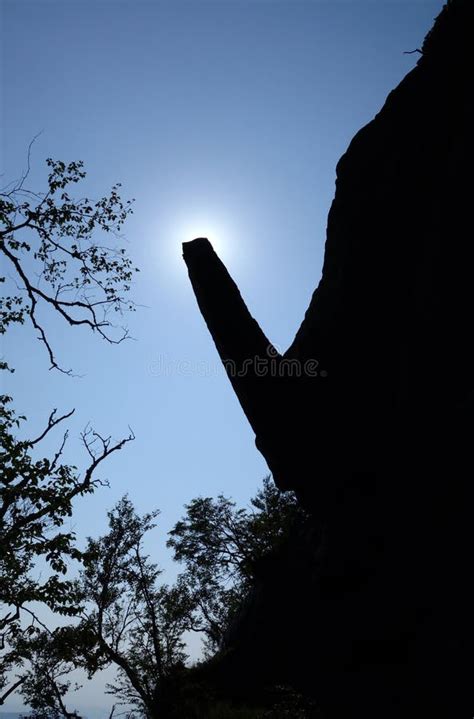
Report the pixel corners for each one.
[0,155,137,372]
[0,397,133,705]
[0,150,137,711]
[11,480,305,717]
[167,477,304,654]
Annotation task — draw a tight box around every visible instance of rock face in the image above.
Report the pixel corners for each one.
[183,1,473,716]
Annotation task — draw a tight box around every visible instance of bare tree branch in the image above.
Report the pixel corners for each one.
[2,427,135,542]
[30,408,75,446]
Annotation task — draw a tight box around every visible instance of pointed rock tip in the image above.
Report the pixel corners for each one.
[182,237,214,258]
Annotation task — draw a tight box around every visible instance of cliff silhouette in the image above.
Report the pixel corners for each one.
[182,1,474,715]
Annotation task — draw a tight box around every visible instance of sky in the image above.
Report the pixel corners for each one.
[1,0,443,713]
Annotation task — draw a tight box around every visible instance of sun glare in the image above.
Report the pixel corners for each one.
[179,219,231,259]
[162,211,237,281]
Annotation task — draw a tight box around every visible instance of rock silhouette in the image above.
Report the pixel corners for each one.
[183,1,473,715]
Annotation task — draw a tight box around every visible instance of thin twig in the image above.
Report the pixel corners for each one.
[30,408,75,446]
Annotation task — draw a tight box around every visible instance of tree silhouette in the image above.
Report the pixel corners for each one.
[0,150,137,373]
[0,152,137,705]
[13,481,306,717]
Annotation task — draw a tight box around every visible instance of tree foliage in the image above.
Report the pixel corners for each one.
[12,480,305,717]
[0,151,137,373]
[0,152,136,706]
[0,396,134,705]
[14,626,86,719]
[167,477,303,654]
[11,497,194,719]
[77,496,191,718]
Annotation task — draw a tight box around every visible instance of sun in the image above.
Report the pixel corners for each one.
[161,211,236,277]
[178,218,231,260]
[156,205,245,290]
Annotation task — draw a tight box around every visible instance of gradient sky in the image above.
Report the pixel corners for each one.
[1,0,443,713]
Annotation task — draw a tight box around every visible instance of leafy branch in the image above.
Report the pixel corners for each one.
[0,396,134,702]
[0,155,137,373]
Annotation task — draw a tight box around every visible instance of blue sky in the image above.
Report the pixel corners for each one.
[1,0,443,712]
